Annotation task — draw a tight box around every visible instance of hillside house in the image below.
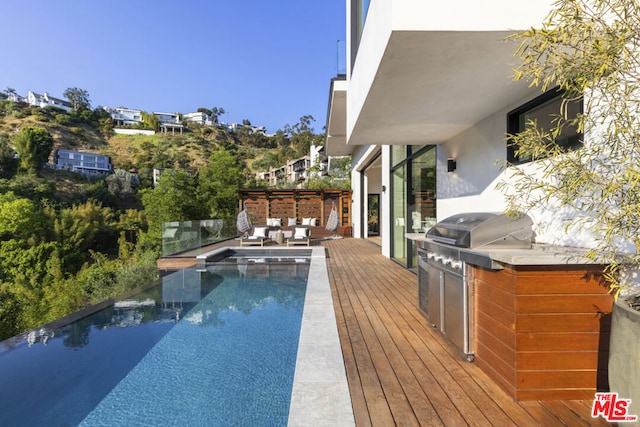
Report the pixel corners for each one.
[49,149,113,176]
[27,91,72,112]
[103,106,143,126]
[153,112,183,135]
[183,112,213,126]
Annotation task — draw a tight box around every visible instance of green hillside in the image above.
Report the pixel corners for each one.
[0,96,338,341]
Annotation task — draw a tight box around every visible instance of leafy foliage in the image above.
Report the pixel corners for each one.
[197,148,246,218]
[12,126,54,175]
[63,87,91,111]
[0,86,333,340]
[500,0,640,295]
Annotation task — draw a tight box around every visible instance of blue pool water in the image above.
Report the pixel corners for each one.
[0,256,310,426]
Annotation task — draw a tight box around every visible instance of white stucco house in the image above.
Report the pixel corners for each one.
[27,91,73,112]
[324,0,570,269]
[183,111,213,126]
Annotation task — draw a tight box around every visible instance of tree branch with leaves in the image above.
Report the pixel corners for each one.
[499,0,640,295]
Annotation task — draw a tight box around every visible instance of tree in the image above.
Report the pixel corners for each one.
[3,87,17,100]
[63,87,91,111]
[0,135,18,178]
[285,115,324,158]
[211,107,225,124]
[197,107,212,117]
[0,192,46,240]
[12,126,54,175]
[500,0,640,294]
[198,148,246,218]
[140,170,204,243]
[140,111,160,131]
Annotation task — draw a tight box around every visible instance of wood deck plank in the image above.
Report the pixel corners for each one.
[321,239,605,426]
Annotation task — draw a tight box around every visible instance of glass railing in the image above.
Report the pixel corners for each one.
[161,219,237,257]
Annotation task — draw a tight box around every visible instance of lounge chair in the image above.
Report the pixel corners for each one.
[240,226,270,246]
[286,226,310,246]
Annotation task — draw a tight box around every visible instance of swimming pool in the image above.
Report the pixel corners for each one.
[0,249,319,426]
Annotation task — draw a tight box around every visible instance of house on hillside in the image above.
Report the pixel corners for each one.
[49,149,113,176]
[153,112,183,135]
[225,122,266,135]
[254,145,330,187]
[183,111,213,126]
[27,91,72,112]
[103,106,143,126]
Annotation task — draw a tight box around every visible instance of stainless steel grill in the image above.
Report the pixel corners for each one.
[417,212,533,361]
[425,211,533,249]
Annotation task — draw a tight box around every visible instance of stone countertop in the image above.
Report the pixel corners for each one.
[406,233,601,267]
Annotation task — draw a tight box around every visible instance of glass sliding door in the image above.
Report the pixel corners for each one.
[409,148,436,267]
[392,164,407,265]
[391,145,436,268]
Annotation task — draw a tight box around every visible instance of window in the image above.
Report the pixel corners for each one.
[350,0,372,73]
[507,88,583,164]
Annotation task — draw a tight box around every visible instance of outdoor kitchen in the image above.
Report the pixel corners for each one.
[410,212,613,401]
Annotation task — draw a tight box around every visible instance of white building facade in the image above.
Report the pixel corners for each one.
[325,0,557,268]
[27,91,73,112]
[103,106,143,126]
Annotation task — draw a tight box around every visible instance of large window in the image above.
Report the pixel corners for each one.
[507,88,583,164]
[391,146,436,269]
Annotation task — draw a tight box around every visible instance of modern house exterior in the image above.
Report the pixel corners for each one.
[325,0,562,269]
[153,112,184,135]
[325,0,622,402]
[50,149,113,176]
[183,111,213,126]
[103,106,144,127]
[27,91,72,112]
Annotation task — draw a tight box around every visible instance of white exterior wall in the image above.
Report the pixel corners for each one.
[435,93,600,249]
[351,144,390,256]
[338,0,608,256]
[114,128,156,136]
[380,146,391,258]
[436,106,513,220]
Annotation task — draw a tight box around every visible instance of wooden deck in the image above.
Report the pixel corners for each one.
[321,238,609,426]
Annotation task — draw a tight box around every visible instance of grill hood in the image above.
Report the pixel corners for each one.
[425,212,533,249]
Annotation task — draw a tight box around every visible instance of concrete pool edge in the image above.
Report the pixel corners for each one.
[287,246,355,426]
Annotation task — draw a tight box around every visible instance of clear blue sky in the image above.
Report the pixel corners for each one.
[0,0,346,134]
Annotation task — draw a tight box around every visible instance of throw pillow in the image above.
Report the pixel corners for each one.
[302,217,312,225]
[253,226,268,237]
[294,227,308,239]
[271,218,282,227]
[288,217,297,226]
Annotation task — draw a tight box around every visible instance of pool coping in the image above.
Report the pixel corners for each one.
[287,246,355,426]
